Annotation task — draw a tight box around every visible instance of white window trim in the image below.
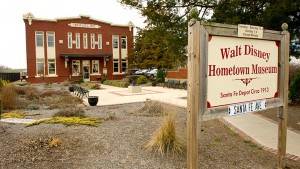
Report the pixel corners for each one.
[36,58,45,76]
[91,34,95,49]
[121,36,127,49]
[35,31,44,47]
[68,32,72,49]
[76,33,80,49]
[47,31,55,48]
[72,60,80,76]
[48,59,56,75]
[113,59,119,73]
[98,34,102,49]
[91,60,100,75]
[83,33,88,49]
[112,35,119,49]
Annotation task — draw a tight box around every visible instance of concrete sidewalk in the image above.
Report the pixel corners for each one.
[83,84,300,159]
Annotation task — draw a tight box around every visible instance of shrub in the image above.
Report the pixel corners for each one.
[25,87,40,101]
[54,107,85,117]
[1,85,18,110]
[26,116,101,127]
[289,71,300,103]
[100,77,107,84]
[289,63,300,84]
[145,112,185,155]
[27,103,40,110]
[156,78,164,84]
[86,83,101,89]
[1,111,27,118]
[137,75,147,84]
[78,77,84,84]
[103,80,129,88]
[14,86,27,95]
[157,68,165,82]
[62,80,70,86]
[132,100,164,116]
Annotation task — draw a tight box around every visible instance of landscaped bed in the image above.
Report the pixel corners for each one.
[0,82,299,168]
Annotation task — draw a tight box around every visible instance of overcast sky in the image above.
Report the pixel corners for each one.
[0,0,146,69]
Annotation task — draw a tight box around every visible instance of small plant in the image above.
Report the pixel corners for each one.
[156,68,165,82]
[1,85,18,110]
[132,101,164,116]
[78,77,84,84]
[62,80,70,86]
[244,140,262,149]
[48,137,61,148]
[54,107,85,117]
[289,71,300,103]
[25,86,40,101]
[27,103,40,110]
[156,78,163,84]
[1,111,27,118]
[214,136,222,143]
[26,116,101,127]
[137,75,147,84]
[100,77,107,84]
[145,112,185,155]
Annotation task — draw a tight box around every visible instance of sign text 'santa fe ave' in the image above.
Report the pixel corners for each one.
[207,36,278,108]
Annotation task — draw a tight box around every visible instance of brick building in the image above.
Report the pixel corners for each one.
[23,13,134,83]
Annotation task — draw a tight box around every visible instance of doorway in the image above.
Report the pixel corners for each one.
[82,60,90,81]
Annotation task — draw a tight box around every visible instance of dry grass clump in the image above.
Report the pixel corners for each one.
[62,80,70,86]
[25,137,62,150]
[145,112,185,155]
[26,116,101,127]
[132,100,165,116]
[48,137,61,148]
[54,107,85,117]
[25,86,40,101]
[41,95,82,109]
[1,85,18,110]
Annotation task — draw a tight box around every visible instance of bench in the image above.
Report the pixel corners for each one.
[71,84,89,98]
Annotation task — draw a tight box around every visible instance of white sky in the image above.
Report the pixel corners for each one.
[0,0,146,69]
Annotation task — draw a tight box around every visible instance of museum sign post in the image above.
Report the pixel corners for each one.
[187,20,289,169]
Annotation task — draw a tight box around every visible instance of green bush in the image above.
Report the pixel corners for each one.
[289,71,300,103]
[78,77,84,84]
[156,78,164,84]
[157,68,165,82]
[103,80,129,88]
[101,77,107,84]
[137,75,147,84]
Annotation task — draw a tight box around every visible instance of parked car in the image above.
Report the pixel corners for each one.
[135,69,149,75]
[146,69,158,78]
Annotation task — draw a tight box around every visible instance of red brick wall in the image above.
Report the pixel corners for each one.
[24,15,132,83]
[166,68,187,80]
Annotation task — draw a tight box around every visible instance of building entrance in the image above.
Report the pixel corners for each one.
[83,60,90,81]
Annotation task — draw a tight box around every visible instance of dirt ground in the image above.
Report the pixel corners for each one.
[0,83,300,169]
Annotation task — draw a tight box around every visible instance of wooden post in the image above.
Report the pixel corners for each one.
[277,23,289,169]
[187,20,201,169]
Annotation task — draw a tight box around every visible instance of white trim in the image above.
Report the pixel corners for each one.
[68,32,72,48]
[98,34,102,49]
[91,34,95,49]
[83,33,88,49]
[75,33,80,49]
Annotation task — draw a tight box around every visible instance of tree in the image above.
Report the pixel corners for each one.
[211,0,300,59]
[120,0,216,69]
[0,65,11,72]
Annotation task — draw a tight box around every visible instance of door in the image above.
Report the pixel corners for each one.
[83,60,90,81]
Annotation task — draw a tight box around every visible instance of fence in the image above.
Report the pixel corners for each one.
[0,73,20,82]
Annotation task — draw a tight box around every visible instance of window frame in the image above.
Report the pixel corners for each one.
[121,36,127,49]
[75,33,80,49]
[92,60,99,74]
[68,32,72,48]
[91,34,95,49]
[98,34,102,49]
[47,31,55,47]
[48,59,56,75]
[83,33,88,49]
[112,35,119,49]
[113,59,119,73]
[72,60,80,76]
[36,58,45,76]
[35,31,44,47]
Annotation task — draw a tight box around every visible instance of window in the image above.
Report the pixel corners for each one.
[36,31,44,47]
[121,36,127,49]
[112,35,119,48]
[48,59,56,75]
[36,59,45,75]
[113,59,119,73]
[98,34,102,49]
[121,59,127,72]
[83,33,88,49]
[92,60,99,74]
[47,32,55,47]
[91,34,95,49]
[68,32,72,48]
[76,33,80,49]
[72,60,80,76]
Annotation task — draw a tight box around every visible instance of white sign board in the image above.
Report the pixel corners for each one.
[68,23,101,29]
[207,36,278,108]
[238,24,263,39]
[228,100,266,116]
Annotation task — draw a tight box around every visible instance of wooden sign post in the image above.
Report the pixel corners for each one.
[187,21,289,169]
